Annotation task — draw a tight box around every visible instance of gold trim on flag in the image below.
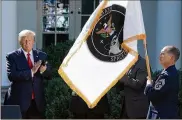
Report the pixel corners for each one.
[58,0,148,108]
[62,0,108,67]
[123,34,146,43]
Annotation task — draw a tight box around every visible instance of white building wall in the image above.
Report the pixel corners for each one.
[0,0,2,86]
[156,1,181,70]
[1,1,37,86]
[2,1,17,86]
[140,1,157,71]
[17,1,37,48]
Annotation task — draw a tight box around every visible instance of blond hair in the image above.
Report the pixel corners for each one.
[18,29,35,43]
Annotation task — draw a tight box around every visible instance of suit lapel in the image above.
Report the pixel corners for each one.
[19,48,39,68]
[33,49,39,63]
[19,48,29,68]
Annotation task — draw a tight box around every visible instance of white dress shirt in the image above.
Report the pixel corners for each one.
[22,49,34,65]
[22,48,34,77]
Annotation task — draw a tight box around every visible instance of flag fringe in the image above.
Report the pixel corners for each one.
[123,34,146,43]
[58,35,143,108]
[58,54,138,108]
[143,39,152,80]
[58,0,150,108]
[124,34,152,81]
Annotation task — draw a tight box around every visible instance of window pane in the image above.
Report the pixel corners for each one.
[56,0,69,15]
[56,15,69,32]
[43,15,56,32]
[81,16,90,29]
[43,0,56,15]
[95,0,100,8]
[43,34,55,47]
[82,0,93,14]
[57,34,68,42]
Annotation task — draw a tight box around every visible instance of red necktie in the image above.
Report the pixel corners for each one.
[27,53,34,99]
[27,53,33,69]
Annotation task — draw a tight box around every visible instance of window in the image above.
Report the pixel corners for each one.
[42,0,69,47]
[41,0,101,48]
[81,0,100,28]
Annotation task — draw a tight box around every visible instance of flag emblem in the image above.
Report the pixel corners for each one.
[58,0,147,108]
[87,4,128,62]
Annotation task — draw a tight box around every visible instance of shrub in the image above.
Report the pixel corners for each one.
[44,77,73,119]
[44,76,121,119]
[43,41,74,77]
[106,87,122,119]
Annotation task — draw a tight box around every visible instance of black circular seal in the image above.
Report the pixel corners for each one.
[87,4,128,62]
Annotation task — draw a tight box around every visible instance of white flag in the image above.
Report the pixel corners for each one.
[58,0,146,108]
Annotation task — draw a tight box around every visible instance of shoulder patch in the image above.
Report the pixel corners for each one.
[154,79,165,90]
[161,70,168,76]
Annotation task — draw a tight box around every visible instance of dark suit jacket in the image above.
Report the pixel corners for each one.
[70,94,110,115]
[4,48,52,113]
[116,56,150,118]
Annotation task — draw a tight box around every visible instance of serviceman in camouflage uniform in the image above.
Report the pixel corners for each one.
[145,45,180,119]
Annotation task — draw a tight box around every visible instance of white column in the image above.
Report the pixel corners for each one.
[140,1,157,71]
[0,0,2,86]
[2,1,17,86]
[156,1,181,70]
[16,1,37,48]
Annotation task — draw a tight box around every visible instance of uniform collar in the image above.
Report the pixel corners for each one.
[164,65,176,72]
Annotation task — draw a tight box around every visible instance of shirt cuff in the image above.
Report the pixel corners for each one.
[31,70,34,77]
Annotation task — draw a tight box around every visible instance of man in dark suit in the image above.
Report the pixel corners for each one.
[116,55,150,119]
[70,91,110,119]
[4,29,52,119]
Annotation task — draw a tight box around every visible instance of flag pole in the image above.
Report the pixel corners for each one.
[143,39,159,119]
[122,34,152,80]
[143,39,152,80]
[143,38,154,119]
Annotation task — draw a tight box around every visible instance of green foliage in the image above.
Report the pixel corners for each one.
[151,70,162,78]
[44,77,122,119]
[44,77,73,119]
[106,88,122,119]
[43,41,74,77]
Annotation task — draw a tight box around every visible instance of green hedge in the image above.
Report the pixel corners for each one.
[44,78,73,119]
[44,77,121,119]
[43,41,74,77]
